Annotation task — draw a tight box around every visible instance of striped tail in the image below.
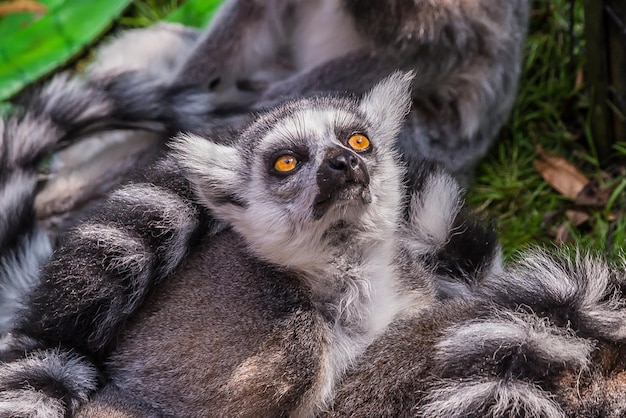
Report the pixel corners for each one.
[0,74,120,334]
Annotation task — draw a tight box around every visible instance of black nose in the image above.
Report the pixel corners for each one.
[316,147,370,193]
[313,147,371,219]
[328,151,360,172]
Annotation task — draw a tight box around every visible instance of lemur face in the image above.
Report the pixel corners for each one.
[171,72,413,247]
[242,102,381,224]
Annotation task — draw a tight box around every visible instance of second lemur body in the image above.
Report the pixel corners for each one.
[0,0,529,338]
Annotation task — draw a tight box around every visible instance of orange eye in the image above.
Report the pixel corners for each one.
[348,134,370,151]
[274,155,298,172]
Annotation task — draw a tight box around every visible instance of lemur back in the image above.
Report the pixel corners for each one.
[96,230,326,417]
[177,0,531,181]
[159,0,532,183]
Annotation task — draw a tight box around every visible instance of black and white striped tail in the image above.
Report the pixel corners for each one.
[0,74,120,334]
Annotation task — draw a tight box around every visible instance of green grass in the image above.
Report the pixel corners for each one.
[118,0,185,27]
[467,0,626,260]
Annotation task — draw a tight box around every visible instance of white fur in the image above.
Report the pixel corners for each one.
[0,172,34,241]
[421,379,566,418]
[87,23,198,82]
[77,223,151,275]
[4,116,58,165]
[0,349,99,417]
[110,183,199,275]
[38,74,112,124]
[500,251,626,341]
[0,229,52,333]
[293,0,366,71]
[170,134,246,215]
[436,311,594,370]
[0,390,65,418]
[405,170,463,254]
[76,223,153,340]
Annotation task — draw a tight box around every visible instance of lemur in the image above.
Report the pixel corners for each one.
[0,72,501,417]
[0,0,534,414]
[0,0,530,343]
[325,249,626,417]
[0,0,529,336]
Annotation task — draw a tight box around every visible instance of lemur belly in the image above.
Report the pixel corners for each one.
[304,243,423,412]
[107,232,326,417]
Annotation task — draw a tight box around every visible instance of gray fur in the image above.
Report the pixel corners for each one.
[0,348,99,417]
[0,0,529,362]
[420,379,565,418]
[323,251,626,418]
[2,74,442,417]
[479,249,626,342]
[7,71,626,417]
[0,74,119,333]
[39,0,531,230]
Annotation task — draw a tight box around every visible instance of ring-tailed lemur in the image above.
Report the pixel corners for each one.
[0,0,530,336]
[171,0,531,184]
[325,250,626,417]
[1,72,486,417]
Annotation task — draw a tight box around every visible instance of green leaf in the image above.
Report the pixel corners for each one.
[165,0,223,28]
[0,0,133,101]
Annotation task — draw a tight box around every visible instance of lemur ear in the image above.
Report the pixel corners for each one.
[170,134,245,213]
[359,71,414,140]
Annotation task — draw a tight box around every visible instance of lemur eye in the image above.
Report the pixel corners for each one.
[347,134,370,152]
[274,155,299,172]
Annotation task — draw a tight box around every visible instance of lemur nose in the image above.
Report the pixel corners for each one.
[328,150,359,171]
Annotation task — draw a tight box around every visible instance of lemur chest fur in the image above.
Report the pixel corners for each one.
[307,224,412,349]
[296,223,415,413]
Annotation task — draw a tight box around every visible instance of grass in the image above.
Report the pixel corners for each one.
[467,0,626,260]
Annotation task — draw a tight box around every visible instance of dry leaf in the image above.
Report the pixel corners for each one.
[534,145,589,198]
[0,0,47,17]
